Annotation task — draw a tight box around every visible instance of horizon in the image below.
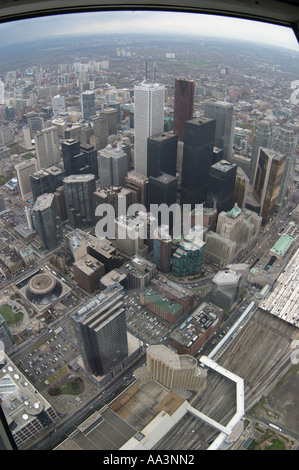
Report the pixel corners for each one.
[0,10,298,52]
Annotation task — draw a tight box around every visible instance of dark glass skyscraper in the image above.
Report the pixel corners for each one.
[71,283,128,377]
[33,193,61,250]
[181,117,216,207]
[173,78,195,141]
[62,139,98,179]
[81,90,96,120]
[148,172,178,229]
[147,131,178,177]
[63,174,96,229]
[206,160,237,213]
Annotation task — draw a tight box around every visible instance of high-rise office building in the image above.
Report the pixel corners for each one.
[249,119,275,184]
[63,174,96,229]
[80,143,99,180]
[61,139,98,179]
[147,131,178,177]
[52,94,65,115]
[148,172,178,229]
[61,139,81,175]
[115,215,146,256]
[253,147,286,225]
[35,126,60,170]
[71,283,128,377]
[173,78,195,142]
[102,108,118,136]
[232,166,249,209]
[94,186,133,224]
[15,158,37,200]
[134,81,165,176]
[125,171,149,208]
[206,160,237,213]
[98,144,127,188]
[210,269,242,310]
[153,225,172,273]
[30,166,65,201]
[181,117,216,207]
[81,90,96,120]
[172,237,205,277]
[91,115,109,150]
[203,100,234,161]
[73,254,105,294]
[33,193,61,250]
[274,123,295,208]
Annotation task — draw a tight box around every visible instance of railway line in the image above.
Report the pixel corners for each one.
[154,307,299,450]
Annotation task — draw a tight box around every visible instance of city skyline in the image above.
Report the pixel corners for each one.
[0,24,298,451]
[0,10,298,51]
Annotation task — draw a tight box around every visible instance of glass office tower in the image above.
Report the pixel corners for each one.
[71,284,128,377]
[206,160,237,213]
[181,117,216,208]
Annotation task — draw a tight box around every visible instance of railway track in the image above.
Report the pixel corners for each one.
[154,308,298,450]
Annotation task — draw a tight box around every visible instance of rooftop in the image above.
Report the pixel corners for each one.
[269,234,294,257]
[55,379,185,451]
[211,160,236,172]
[259,247,299,327]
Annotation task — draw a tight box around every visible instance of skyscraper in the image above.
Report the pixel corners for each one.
[206,160,237,213]
[33,193,60,250]
[30,166,65,201]
[71,283,128,377]
[62,139,98,179]
[253,147,286,225]
[91,115,109,150]
[80,143,99,180]
[81,90,96,120]
[102,107,118,135]
[203,100,234,162]
[147,131,178,177]
[52,94,65,115]
[125,171,149,208]
[181,117,216,207]
[35,126,60,170]
[249,119,275,184]
[153,226,172,273]
[15,158,38,200]
[98,144,127,188]
[148,172,178,229]
[61,139,81,176]
[63,174,96,229]
[274,123,295,208]
[134,81,165,176]
[173,78,195,141]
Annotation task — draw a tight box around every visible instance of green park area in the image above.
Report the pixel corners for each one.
[48,374,84,397]
[0,304,23,326]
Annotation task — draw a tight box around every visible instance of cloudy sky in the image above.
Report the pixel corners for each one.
[0,10,298,51]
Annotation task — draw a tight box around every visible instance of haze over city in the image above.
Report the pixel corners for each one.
[0,9,299,454]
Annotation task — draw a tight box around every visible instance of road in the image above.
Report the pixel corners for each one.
[27,354,146,450]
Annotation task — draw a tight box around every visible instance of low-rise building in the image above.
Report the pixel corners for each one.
[167,301,223,355]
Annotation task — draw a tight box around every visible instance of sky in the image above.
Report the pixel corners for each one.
[0,10,298,51]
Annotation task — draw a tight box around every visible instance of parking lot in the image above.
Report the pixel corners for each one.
[18,331,77,389]
[125,292,171,345]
